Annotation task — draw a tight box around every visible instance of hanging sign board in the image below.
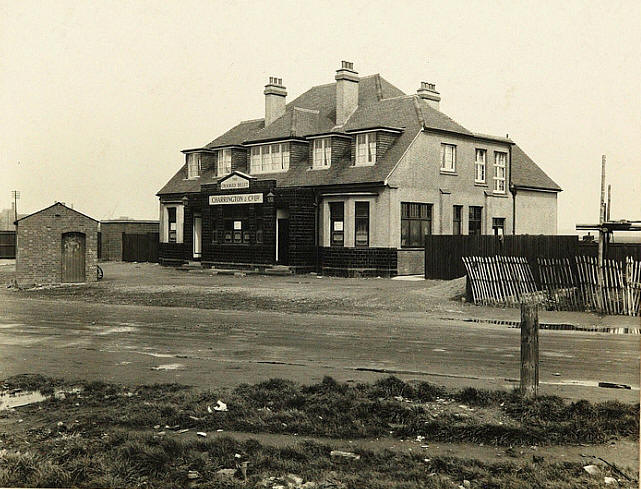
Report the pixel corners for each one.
[220,175,250,190]
[209,193,263,205]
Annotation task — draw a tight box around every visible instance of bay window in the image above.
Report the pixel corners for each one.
[355,133,376,165]
[354,202,369,247]
[312,138,331,168]
[329,202,344,247]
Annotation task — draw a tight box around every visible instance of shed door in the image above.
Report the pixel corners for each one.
[62,232,86,283]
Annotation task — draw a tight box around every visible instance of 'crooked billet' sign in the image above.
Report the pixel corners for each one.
[209,193,264,205]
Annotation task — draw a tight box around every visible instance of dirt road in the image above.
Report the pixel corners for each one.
[1,289,638,402]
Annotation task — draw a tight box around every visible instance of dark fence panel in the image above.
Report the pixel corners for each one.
[425,235,580,280]
[425,235,641,280]
[122,232,159,263]
[0,231,16,259]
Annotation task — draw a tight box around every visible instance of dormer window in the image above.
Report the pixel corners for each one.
[355,132,376,166]
[312,138,331,169]
[250,143,290,174]
[187,153,201,179]
[217,149,232,176]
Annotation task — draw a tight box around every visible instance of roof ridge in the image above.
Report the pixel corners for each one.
[374,74,383,101]
[411,95,425,127]
[293,106,320,114]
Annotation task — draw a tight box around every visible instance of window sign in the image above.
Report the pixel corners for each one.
[334,221,343,231]
[234,221,242,230]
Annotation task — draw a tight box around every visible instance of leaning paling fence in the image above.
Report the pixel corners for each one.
[463,255,641,316]
[462,256,541,306]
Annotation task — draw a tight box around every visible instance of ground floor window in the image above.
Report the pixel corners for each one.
[453,205,462,235]
[354,201,369,247]
[167,207,177,242]
[492,217,505,236]
[329,202,344,247]
[469,206,482,235]
[223,206,250,244]
[401,202,432,248]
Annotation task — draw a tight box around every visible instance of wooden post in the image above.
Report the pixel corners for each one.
[520,301,539,397]
[597,155,607,312]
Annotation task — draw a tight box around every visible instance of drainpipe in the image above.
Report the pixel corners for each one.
[314,190,321,274]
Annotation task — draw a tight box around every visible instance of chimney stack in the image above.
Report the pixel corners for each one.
[264,76,287,126]
[335,60,359,126]
[417,81,441,110]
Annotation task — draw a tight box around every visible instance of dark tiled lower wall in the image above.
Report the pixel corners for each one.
[159,243,185,265]
[320,247,397,277]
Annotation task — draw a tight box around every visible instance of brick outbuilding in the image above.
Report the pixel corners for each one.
[99,220,159,261]
[15,203,98,287]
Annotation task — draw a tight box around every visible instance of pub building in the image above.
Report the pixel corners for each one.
[157,62,561,276]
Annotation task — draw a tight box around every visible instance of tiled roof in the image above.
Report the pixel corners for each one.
[511,144,562,191]
[205,119,264,148]
[158,73,560,195]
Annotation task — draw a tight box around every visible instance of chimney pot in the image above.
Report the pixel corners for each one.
[417,81,441,111]
[264,76,287,126]
[335,60,359,125]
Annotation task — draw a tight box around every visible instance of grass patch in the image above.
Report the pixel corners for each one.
[2,375,637,448]
[0,433,626,488]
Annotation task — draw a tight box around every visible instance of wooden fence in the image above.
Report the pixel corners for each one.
[0,231,16,259]
[463,255,641,316]
[122,233,159,263]
[425,235,581,280]
[462,256,541,306]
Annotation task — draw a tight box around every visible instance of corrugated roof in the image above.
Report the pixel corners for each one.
[511,144,562,191]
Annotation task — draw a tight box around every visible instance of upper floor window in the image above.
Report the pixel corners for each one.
[355,132,376,166]
[312,138,331,169]
[475,149,486,183]
[187,153,201,179]
[494,151,507,193]
[250,143,290,174]
[217,149,232,176]
[440,143,456,172]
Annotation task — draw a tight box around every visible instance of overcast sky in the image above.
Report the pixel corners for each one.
[1,0,639,233]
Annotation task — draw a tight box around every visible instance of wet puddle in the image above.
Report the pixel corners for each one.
[441,317,640,334]
[0,388,81,411]
[151,363,185,371]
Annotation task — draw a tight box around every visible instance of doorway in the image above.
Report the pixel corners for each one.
[276,208,289,265]
[61,232,86,283]
[193,214,202,259]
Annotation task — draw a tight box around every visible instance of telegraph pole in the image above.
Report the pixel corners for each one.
[11,190,20,229]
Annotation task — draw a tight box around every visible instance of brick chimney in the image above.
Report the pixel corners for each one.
[417,81,441,110]
[335,61,359,126]
[264,77,287,126]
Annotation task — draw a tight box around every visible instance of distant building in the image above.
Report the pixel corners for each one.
[99,219,159,261]
[157,61,561,276]
[0,206,25,230]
